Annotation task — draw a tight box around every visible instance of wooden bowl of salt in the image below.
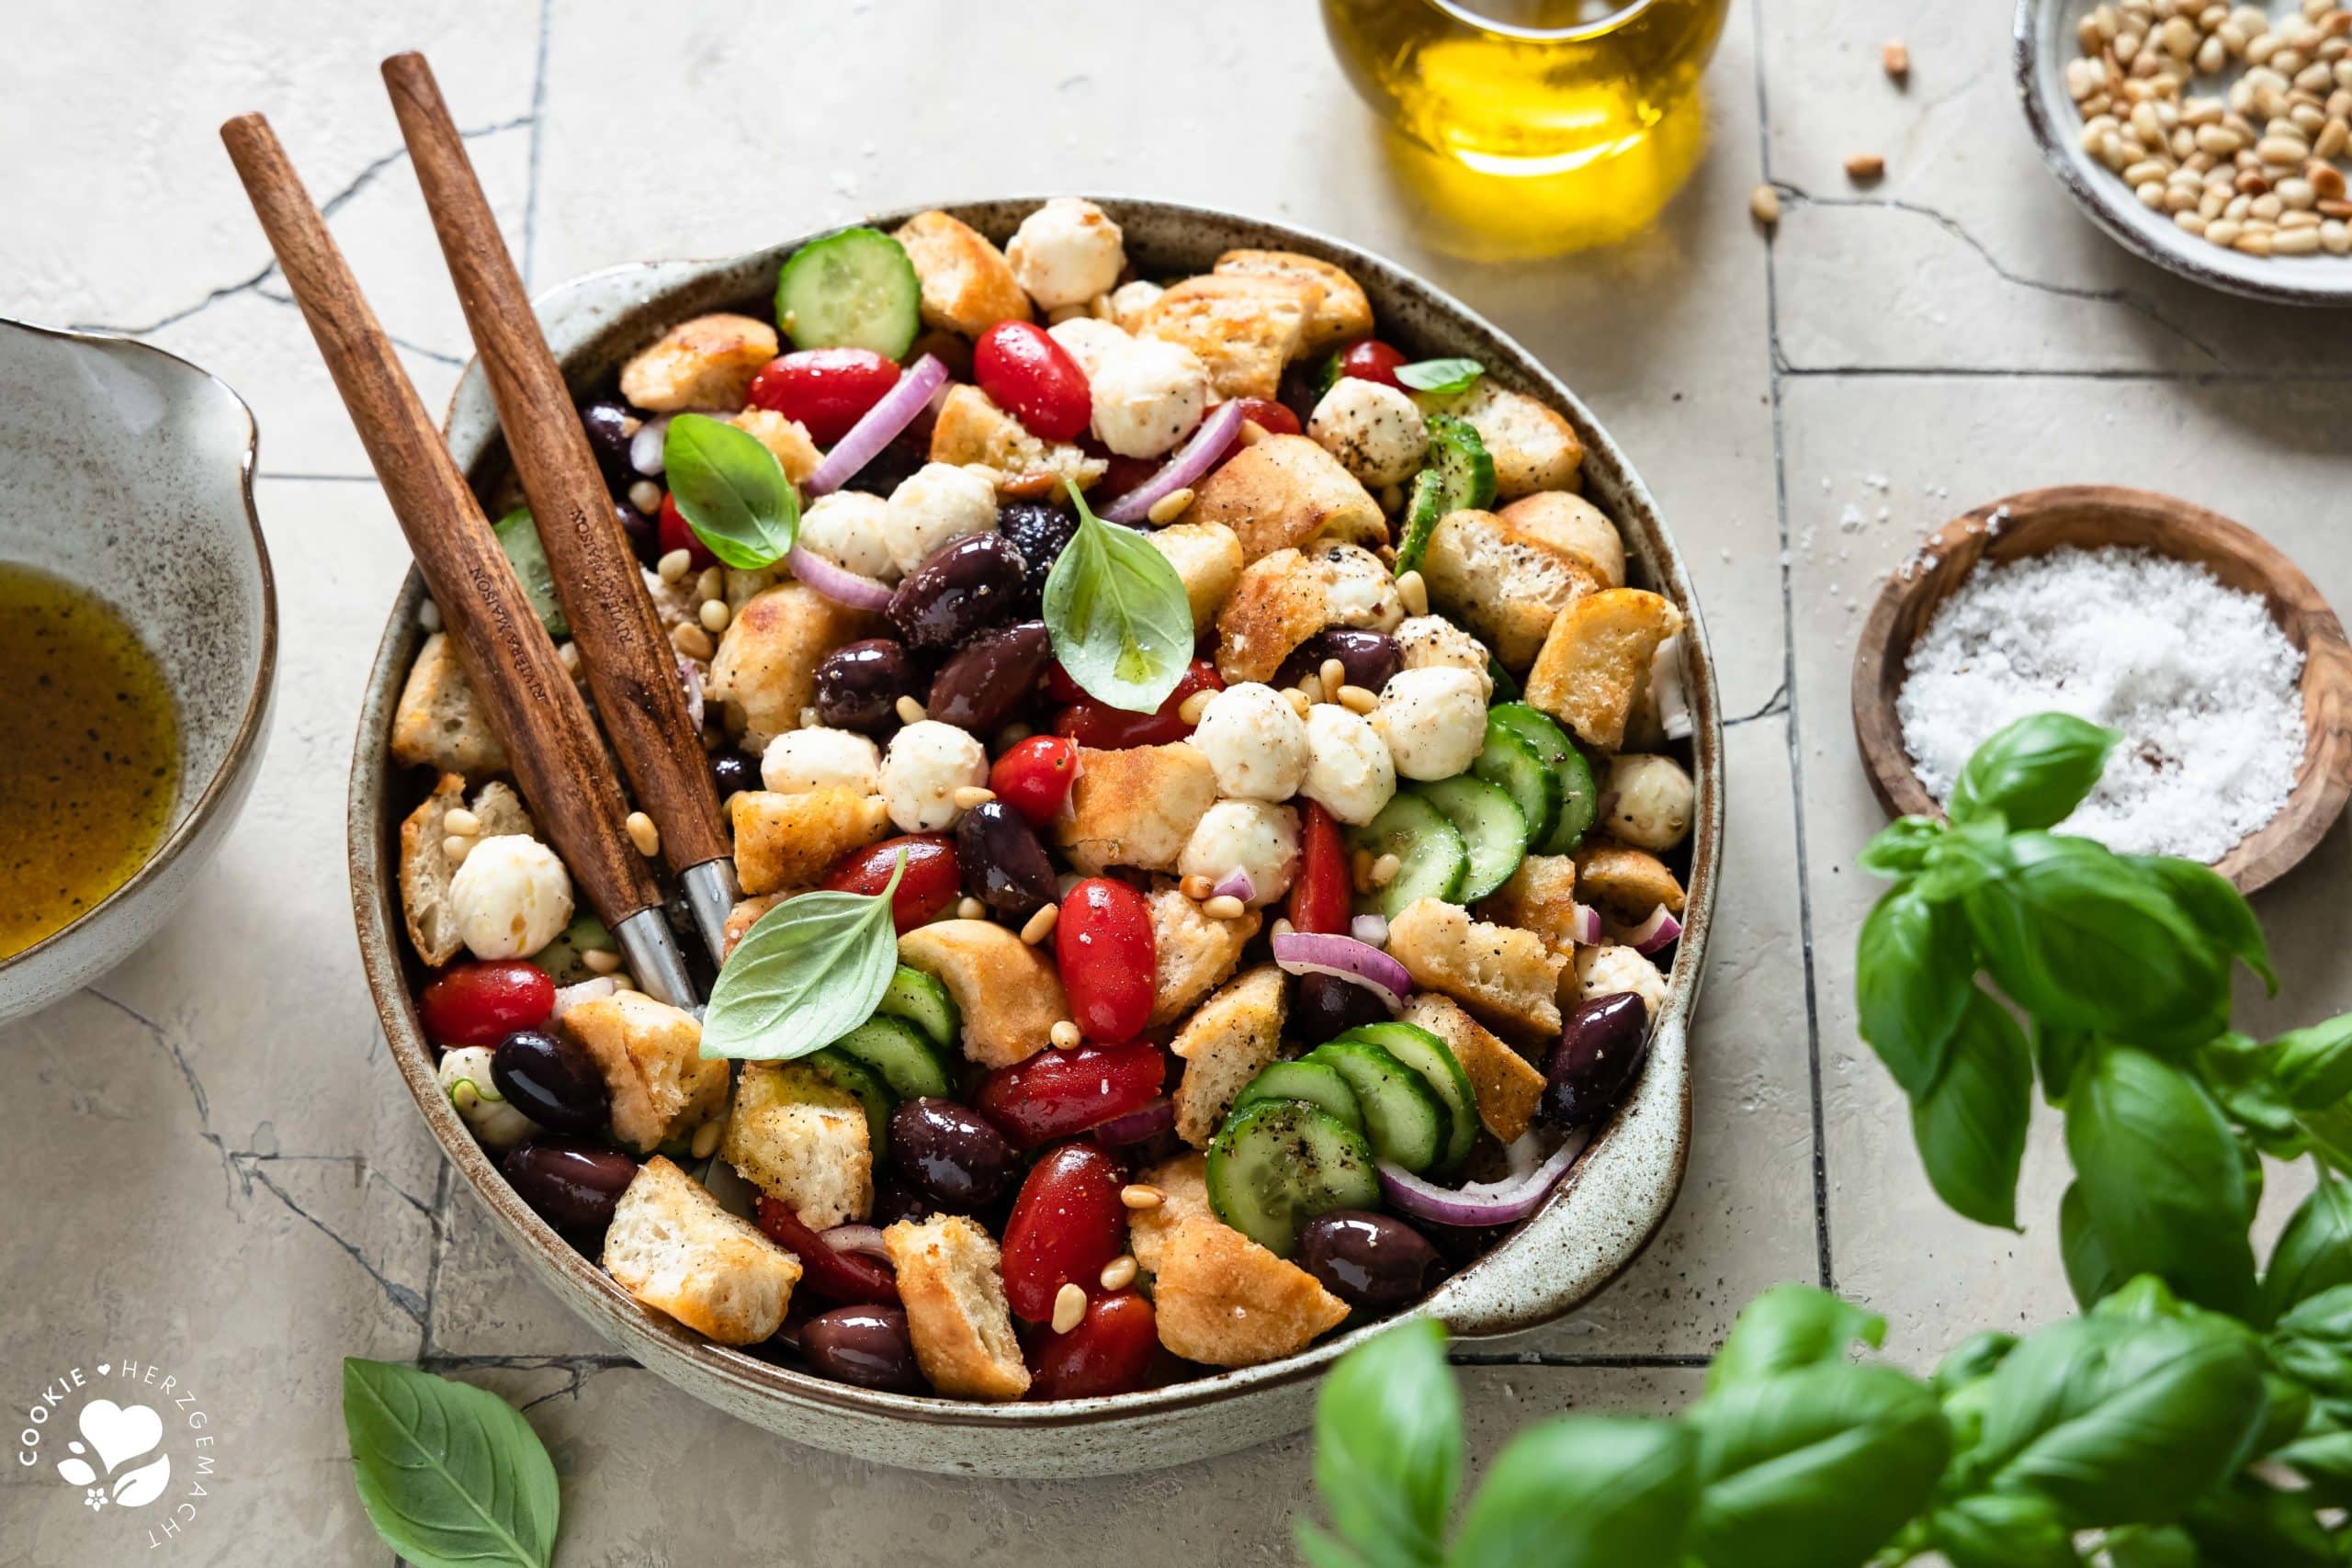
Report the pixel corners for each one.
[1852,485,2352,895]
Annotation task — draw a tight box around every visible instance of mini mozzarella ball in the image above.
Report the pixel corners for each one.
[797,490,897,582]
[1316,543,1407,632]
[1180,800,1301,908]
[1602,753,1696,852]
[1372,667,1488,782]
[1107,278,1163,325]
[1575,942,1668,1020]
[1395,615,1493,699]
[1006,197,1125,310]
[1046,315,1132,379]
[880,719,989,832]
[1193,682,1310,802]
[436,1045,537,1147]
[884,462,1000,577]
[1308,378,1430,487]
[451,835,575,961]
[763,726,882,795]
[1301,704,1396,826]
[1089,338,1209,458]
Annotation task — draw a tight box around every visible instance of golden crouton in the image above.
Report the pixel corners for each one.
[399,774,534,966]
[1385,897,1567,1045]
[707,583,880,750]
[928,383,1107,495]
[729,788,890,896]
[1521,588,1685,752]
[602,1156,800,1346]
[618,312,779,412]
[1147,521,1245,634]
[1152,1216,1350,1368]
[729,410,821,485]
[1401,994,1547,1145]
[1170,965,1288,1149]
[1419,381,1585,500]
[1574,840,1687,919]
[1147,879,1261,1028]
[721,892,786,958]
[1497,491,1625,589]
[1179,434,1387,563]
[1139,275,1320,400]
[1053,742,1217,874]
[1213,249,1374,352]
[721,1061,874,1228]
[1127,1152,1214,1276]
[560,990,730,1154]
[893,210,1033,336]
[1215,542,1405,685]
[1477,854,1582,955]
[1420,508,1600,671]
[896,919,1069,1068]
[390,632,508,776]
[885,1215,1030,1400]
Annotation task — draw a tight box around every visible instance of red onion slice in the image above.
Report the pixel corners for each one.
[1272,930,1411,1010]
[1090,1096,1174,1145]
[1210,868,1256,904]
[1102,400,1244,524]
[1627,904,1682,954]
[819,1224,893,1265]
[1652,633,1692,742]
[628,412,674,477]
[1376,1129,1590,1226]
[676,653,706,730]
[1350,913,1389,948]
[786,544,896,611]
[1569,902,1604,948]
[549,976,617,1022]
[808,355,948,495]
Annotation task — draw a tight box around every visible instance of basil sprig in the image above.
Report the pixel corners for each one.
[700,852,905,1060]
[343,1359,558,1568]
[1042,476,1193,715]
[662,412,799,570]
[1393,356,1483,396]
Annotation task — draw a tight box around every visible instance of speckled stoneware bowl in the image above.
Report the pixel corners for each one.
[0,320,277,1026]
[350,199,1721,1476]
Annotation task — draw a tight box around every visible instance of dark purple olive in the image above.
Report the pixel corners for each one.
[956,799,1058,920]
[800,1305,927,1393]
[501,1141,637,1234]
[887,532,1028,651]
[871,1178,939,1230]
[1294,972,1393,1046]
[1541,991,1652,1128]
[709,750,759,801]
[491,1030,611,1138]
[928,619,1050,737]
[997,500,1080,608]
[616,501,660,568]
[890,1097,1018,1210]
[1275,628,1403,694]
[1297,1211,1442,1311]
[816,637,920,736]
[841,429,933,500]
[580,399,636,481]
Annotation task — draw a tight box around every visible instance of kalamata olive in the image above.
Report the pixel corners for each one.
[580,399,636,481]
[1293,972,1393,1046]
[890,1097,1018,1210]
[997,500,1080,608]
[491,1030,611,1137]
[928,619,1050,737]
[616,501,660,567]
[841,429,933,499]
[709,750,759,801]
[887,532,1028,651]
[1297,1211,1442,1311]
[956,799,1059,920]
[1542,991,1652,1128]
[816,637,920,735]
[800,1304,927,1393]
[1275,628,1403,694]
[871,1178,938,1229]
[501,1141,637,1234]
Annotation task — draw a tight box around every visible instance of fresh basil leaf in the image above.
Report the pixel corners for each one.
[1446,1416,1697,1568]
[2260,1179,2352,1325]
[2106,1524,2200,1568]
[2272,1427,2352,1507]
[1948,712,2119,829]
[342,1359,558,1568]
[2034,1021,2087,1106]
[2245,1372,2316,1463]
[1704,1284,1886,1394]
[1394,356,1483,395]
[2059,1182,2128,1310]
[1913,832,2007,903]
[1295,1526,1377,1568]
[1858,815,1941,877]
[1042,477,1194,715]
[701,856,906,1061]
[1911,991,2032,1230]
[663,412,799,570]
[492,508,569,638]
[1312,1319,1459,1568]
[1932,1331,2018,1398]
[1855,886,1975,1099]
[1926,1491,2076,1568]
[2121,852,2276,992]
[2198,1032,2306,1158]
[2267,1014,2352,1111]
[2179,1476,2336,1567]
[2268,1283,2352,1396]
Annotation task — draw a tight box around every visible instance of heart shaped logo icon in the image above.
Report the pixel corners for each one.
[76,1401,163,1475]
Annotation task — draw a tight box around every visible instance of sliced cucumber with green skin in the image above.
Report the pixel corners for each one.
[1205,1100,1382,1258]
[1392,414,1497,577]
[1472,717,1563,856]
[531,911,613,985]
[1304,1040,1445,1174]
[775,227,922,359]
[1487,656,1521,703]
[493,508,568,638]
[875,964,959,1055]
[1414,775,1527,904]
[828,1015,953,1100]
[1490,702,1599,853]
[1333,1022,1478,1172]
[807,1047,893,1159]
[1348,793,1466,919]
[1232,1060,1363,1133]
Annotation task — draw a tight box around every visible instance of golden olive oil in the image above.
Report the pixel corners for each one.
[0,563,179,958]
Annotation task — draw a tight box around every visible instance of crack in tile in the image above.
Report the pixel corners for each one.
[240,1159,427,1325]
[524,0,554,286]
[1724,682,1790,728]
[1447,1352,1713,1369]
[87,987,233,1203]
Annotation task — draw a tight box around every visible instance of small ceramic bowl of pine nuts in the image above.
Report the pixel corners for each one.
[2015,0,2352,304]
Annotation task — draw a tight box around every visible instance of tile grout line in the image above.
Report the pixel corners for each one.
[522,0,553,288]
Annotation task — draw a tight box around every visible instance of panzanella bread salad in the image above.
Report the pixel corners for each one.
[391,198,1698,1402]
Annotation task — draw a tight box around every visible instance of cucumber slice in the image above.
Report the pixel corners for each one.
[828,1014,953,1100]
[775,227,922,359]
[1487,655,1521,703]
[492,508,568,638]
[1393,414,1496,577]
[1491,703,1599,853]
[1414,776,1527,904]
[1205,1100,1381,1258]
[1471,717,1562,856]
[1333,1022,1479,1172]
[1304,1040,1445,1174]
[1348,793,1467,919]
[1232,1060,1363,1133]
[807,1047,893,1158]
[876,964,959,1055]
[531,911,613,985]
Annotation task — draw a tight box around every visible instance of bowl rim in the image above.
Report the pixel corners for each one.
[0,316,279,977]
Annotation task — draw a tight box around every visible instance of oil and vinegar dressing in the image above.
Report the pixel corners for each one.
[0,562,179,959]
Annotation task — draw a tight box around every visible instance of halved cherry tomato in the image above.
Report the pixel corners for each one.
[1029,1290,1159,1400]
[1000,1143,1126,1322]
[1057,878,1156,1042]
[1290,800,1351,935]
[975,321,1092,442]
[989,734,1081,828]
[1330,338,1408,391]
[420,961,555,1047]
[757,1196,899,1306]
[1051,660,1223,750]
[974,1041,1167,1148]
[746,348,902,446]
[823,834,959,933]
[1098,452,1161,502]
[657,491,718,570]
[1227,397,1302,437]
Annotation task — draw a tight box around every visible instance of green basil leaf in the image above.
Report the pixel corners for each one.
[1445,1416,1697,1568]
[1932,1331,2018,1398]
[2034,1021,2087,1106]
[1925,1491,2076,1568]
[2198,1032,2307,1159]
[700,856,906,1061]
[2245,1372,2316,1463]
[1042,477,1194,715]
[1911,991,2032,1230]
[2268,1283,2352,1396]
[1312,1319,1459,1568]
[2121,852,2276,992]
[492,507,569,638]
[1858,816,1942,877]
[1295,1526,1377,1568]
[1855,886,1975,1099]
[342,1359,558,1568]
[663,412,799,570]
[2179,1476,2336,1567]
[2260,1179,2352,1325]
[2058,1182,2128,1310]
[1948,711,2119,829]
[2273,1427,2352,1507]
[2105,1524,2200,1568]
[1704,1284,1886,1394]
[1394,356,1483,395]
[2267,1014,2352,1111]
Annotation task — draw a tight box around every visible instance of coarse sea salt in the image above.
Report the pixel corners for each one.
[1897,545,2305,863]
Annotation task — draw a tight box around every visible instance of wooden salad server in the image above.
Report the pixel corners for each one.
[220,110,700,1010]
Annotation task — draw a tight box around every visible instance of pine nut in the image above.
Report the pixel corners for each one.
[1844,152,1886,180]
[626,811,661,858]
[1883,39,1910,79]
[2176,209,2211,233]
[1320,658,1349,694]
[628,479,662,514]
[699,599,731,634]
[952,785,996,811]
[895,695,928,725]
[1120,1184,1165,1210]
[558,640,583,674]
[658,548,692,582]
[1051,1020,1082,1050]
[1051,1282,1087,1334]
[1202,895,1247,920]
[442,834,472,864]
[1178,688,1216,726]
[956,896,988,920]
[1146,487,1195,525]
[2253,191,2287,218]
[1396,570,1430,617]
[1283,688,1311,719]
[2313,158,2349,197]
[1238,419,1270,447]
[2317,118,2351,158]
[2273,222,2324,251]
[1023,903,1060,945]
[1338,683,1378,715]
[443,807,481,837]
[1101,1256,1139,1292]
[417,598,443,632]
[2207,217,2245,243]
[2320,218,2351,252]
[582,947,622,976]
[1372,852,1403,886]
[1750,183,1782,225]
[670,623,715,660]
[1181,874,1215,900]
[695,566,725,601]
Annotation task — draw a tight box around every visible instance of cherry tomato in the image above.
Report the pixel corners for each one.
[746,348,902,446]
[756,1196,899,1306]
[1227,397,1302,437]
[989,735,1081,828]
[1029,1290,1159,1400]
[824,834,959,933]
[1290,800,1352,935]
[657,491,718,570]
[420,961,555,1047]
[1056,878,1156,1042]
[975,321,1092,442]
[1098,452,1161,502]
[1051,660,1224,750]
[1331,338,1408,391]
[974,1041,1167,1148]
[1000,1143,1126,1322]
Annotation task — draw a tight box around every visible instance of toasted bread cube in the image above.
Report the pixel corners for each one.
[729,787,890,896]
[560,991,731,1155]
[729,410,822,485]
[1213,249,1374,352]
[1401,994,1546,1145]
[1127,1152,1214,1276]
[707,582,879,750]
[1180,434,1386,564]
[1153,1216,1350,1368]
[1147,521,1246,634]
[1385,897,1566,1044]
[602,1156,801,1346]
[1138,274,1320,400]
[1496,491,1625,590]
[1052,741,1217,874]
[928,383,1107,495]
[1420,381,1584,500]
[1147,879,1261,1028]
[721,1060,874,1227]
[896,919,1069,1068]
[619,313,778,412]
[885,1215,1030,1400]
[399,774,534,965]
[720,892,786,958]
[1521,588,1685,752]
[390,632,508,776]
[1170,964,1288,1149]
[1420,508,1601,671]
[1477,854,1582,955]
[893,209,1033,336]
[1574,840,1687,919]
[1215,542,1404,684]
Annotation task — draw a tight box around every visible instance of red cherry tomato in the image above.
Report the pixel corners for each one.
[746,348,902,446]
[1332,338,1408,391]
[1227,397,1302,437]
[823,834,959,933]
[657,491,718,570]
[974,1041,1167,1147]
[1029,1289,1159,1400]
[989,735,1081,828]
[1056,878,1156,1042]
[1000,1143,1126,1322]
[1290,800,1352,935]
[756,1196,899,1305]
[974,321,1092,443]
[1051,660,1224,750]
[419,961,555,1047]
[1099,452,1161,502]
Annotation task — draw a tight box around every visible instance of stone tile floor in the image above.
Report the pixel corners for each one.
[1,1,2346,1561]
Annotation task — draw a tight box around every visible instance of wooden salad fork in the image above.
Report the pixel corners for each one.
[220,111,701,1010]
